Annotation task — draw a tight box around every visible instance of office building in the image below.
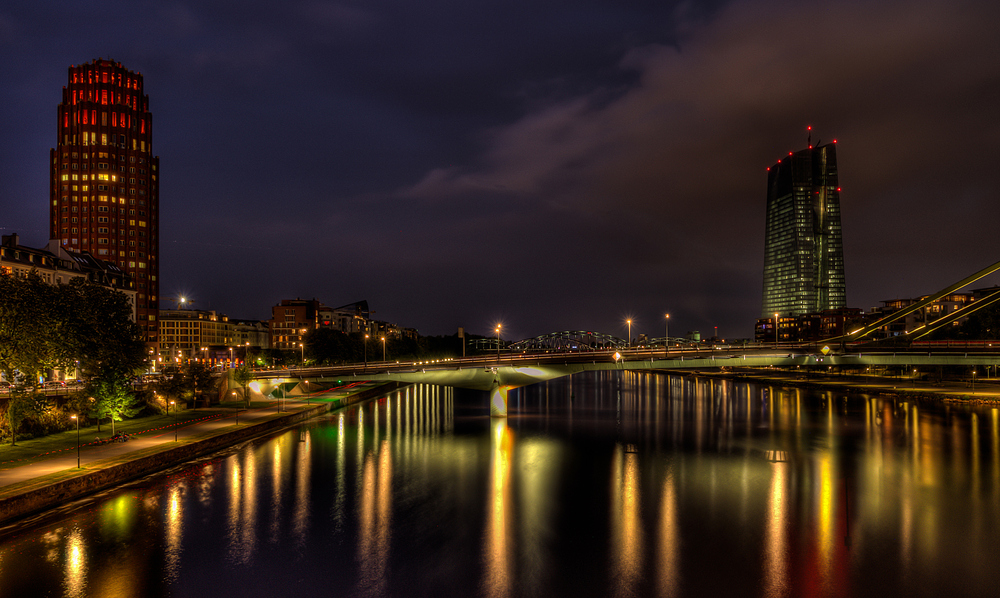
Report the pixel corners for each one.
[50,59,159,346]
[761,141,845,318]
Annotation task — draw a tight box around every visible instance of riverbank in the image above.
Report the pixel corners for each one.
[0,381,403,528]
[668,367,1000,405]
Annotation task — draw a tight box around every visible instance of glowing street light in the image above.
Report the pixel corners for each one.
[232,390,239,425]
[496,324,502,362]
[381,336,386,362]
[228,347,233,368]
[664,314,670,356]
[71,414,80,468]
[774,313,779,345]
[626,319,632,349]
[364,334,369,369]
[170,400,177,441]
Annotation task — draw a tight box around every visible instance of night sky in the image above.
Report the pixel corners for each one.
[2,0,999,342]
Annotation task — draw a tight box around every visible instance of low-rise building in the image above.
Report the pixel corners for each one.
[1,233,136,319]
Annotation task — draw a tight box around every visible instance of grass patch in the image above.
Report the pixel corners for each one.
[0,400,278,471]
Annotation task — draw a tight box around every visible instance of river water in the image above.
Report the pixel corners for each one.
[1,371,998,597]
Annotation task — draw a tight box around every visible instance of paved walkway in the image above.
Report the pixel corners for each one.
[0,397,313,490]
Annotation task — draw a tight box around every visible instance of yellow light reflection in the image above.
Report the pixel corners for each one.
[357,439,393,595]
[63,528,88,598]
[483,419,513,598]
[611,444,644,595]
[165,485,183,583]
[763,463,788,597]
[658,469,680,597]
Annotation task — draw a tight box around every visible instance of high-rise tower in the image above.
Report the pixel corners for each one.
[50,59,159,346]
[761,141,845,318]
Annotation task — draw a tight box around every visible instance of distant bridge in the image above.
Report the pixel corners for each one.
[247,345,1000,416]
[248,259,1000,416]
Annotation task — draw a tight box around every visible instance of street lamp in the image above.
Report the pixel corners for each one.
[232,390,239,425]
[299,342,304,366]
[496,324,502,362]
[170,400,177,441]
[364,334,369,369]
[665,314,670,356]
[72,414,80,468]
[228,347,233,367]
[774,313,780,345]
[381,336,386,362]
[626,319,631,349]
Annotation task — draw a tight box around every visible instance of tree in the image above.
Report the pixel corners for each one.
[4,390,47,445]
[233,363,254,407]
[68,279,146,385]
[88,379,142,436]
[154,363,219,407]
[0,272,56,387]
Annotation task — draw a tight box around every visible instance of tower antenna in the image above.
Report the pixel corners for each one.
[807,125,812,148]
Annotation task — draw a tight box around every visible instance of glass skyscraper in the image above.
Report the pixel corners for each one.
[761,142,845,318]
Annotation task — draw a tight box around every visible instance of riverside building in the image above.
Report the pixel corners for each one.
[49,59,159,347]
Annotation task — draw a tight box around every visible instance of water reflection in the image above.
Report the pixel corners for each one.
[610,443,644,596]
[2,376,1000,597]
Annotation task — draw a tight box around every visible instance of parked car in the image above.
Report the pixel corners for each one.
[42,380,67,390]
[0,381,11,394]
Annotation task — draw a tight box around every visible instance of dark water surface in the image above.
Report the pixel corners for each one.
[2,372,999,597]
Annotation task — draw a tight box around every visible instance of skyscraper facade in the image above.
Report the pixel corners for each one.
[761,142,845,318]
[50,59,159,346]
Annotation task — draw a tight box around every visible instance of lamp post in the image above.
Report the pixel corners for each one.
[228,347,233,368]
[665,314,670,356]
[170,400,177,441]
[72,414,80,468]
[299,342,304,366]
[381,336,386,362]
[245,341,250,366]
[364,334,369,369]
[774,313,779,346]
[496,324,502,362]
[232,390,239,425]
[626,319,631,349]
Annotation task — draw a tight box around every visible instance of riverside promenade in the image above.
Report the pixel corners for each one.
[0,381,398,528]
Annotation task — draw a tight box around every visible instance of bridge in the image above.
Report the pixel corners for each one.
[243,259,1000,416]
[245,344,999,416]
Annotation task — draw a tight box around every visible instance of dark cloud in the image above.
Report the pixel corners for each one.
[1,0,998,342]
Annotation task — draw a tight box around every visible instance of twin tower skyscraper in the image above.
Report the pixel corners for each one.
[49,59,160,346]
[761,139,846,319]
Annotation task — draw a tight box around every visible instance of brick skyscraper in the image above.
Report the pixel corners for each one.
[50,59,159,346]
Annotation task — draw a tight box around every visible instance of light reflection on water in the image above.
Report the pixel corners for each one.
[0,373,999,597]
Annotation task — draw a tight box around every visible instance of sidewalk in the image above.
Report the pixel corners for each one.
[0,397,310,490]
[0,381,397,527]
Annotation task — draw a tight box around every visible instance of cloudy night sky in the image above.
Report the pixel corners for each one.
[1,0,999,342]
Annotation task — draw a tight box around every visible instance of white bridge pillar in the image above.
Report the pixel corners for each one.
[490,379,509,417]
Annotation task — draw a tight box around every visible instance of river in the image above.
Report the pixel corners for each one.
[1,371,998,597]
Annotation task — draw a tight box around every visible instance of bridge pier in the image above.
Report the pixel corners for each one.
[490,380,509,417]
